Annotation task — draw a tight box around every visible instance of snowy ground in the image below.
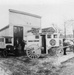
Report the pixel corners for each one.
[0,53,74,75]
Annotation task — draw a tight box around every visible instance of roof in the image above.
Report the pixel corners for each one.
[9,9,41,18]
[0,25,9,32]
[0,35,13,38]
[42,27,55,34]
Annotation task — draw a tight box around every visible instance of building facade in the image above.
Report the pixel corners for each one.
[0,9,41,46]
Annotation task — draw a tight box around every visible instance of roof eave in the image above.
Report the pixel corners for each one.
[9,9,41,18]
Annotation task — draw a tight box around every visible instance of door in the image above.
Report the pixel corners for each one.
[14,26,23,46]
[41,35,46,54]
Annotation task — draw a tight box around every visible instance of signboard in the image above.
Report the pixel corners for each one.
[50,39,56,46]
[42,27,55,34]
[27,28,40,35]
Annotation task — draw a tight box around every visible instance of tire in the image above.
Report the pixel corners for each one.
[2,50,8,58]
[48,47,56,56]
[26,44,40,59]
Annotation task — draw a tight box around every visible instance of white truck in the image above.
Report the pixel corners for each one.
[25,27,63,59]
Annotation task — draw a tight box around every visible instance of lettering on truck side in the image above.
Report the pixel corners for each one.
[28,40,39,42]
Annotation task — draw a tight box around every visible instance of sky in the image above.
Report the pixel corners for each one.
[0,0,74,34]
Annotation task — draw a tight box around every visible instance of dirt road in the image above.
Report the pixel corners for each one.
[0,55,74,75]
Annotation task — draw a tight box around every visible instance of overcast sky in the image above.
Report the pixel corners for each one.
[0,0,74,34]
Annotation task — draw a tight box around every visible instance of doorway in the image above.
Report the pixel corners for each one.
[13,26,23,46]
[41,35,46,54]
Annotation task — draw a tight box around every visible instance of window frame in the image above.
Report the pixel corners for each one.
[0,38,4,42]
[35,35,39,39]
[5,37,12,44]
[53,34,57,38]
[47,35,51,38]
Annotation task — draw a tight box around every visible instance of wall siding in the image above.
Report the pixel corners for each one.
[9,12,41,28]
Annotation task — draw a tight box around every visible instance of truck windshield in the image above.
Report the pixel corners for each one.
[5,38,12,43]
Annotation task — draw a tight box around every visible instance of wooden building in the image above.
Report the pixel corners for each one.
[0,9,41,47]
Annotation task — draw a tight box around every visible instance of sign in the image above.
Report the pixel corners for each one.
[27,28,40,35]
[50,39,56,46]
[42,27,55,34]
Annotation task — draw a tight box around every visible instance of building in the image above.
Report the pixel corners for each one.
[0,9,41,47]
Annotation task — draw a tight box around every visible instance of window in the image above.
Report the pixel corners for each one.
[35,35,39,39]
[54,34,57,38]
[5,38,12,43]
[34,40,39,42]
[47,35,51,38]
[59,40,62,45]
[28,40,33,42]
[0,38,4,42]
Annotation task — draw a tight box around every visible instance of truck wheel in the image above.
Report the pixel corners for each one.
[26,44,41,59]
[2,50,8,58]
[26,50,39,59]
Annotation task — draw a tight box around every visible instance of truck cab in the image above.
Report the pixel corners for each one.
[0,36,13,49]
[0,36,14,57]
